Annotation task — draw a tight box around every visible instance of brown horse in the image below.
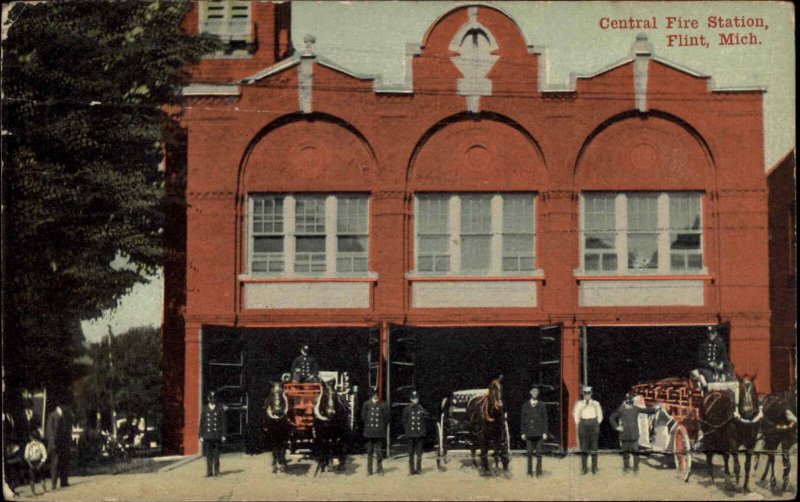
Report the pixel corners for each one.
[263,382,290,473]
[465,376,509,475]
[758,387,797,492]
[699,375,762,492]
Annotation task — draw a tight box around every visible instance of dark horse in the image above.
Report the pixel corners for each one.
[699,375,762,492]
[263,382,291,473]
[312,379,350,476]
[465,376,509,475]
[758,387,797,492]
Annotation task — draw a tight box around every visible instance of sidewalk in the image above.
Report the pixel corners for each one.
[9,450,797,501]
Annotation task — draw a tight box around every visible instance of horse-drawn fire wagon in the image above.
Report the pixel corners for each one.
[629,377,702,481]
[282,371,356,453]
[435,388,511,470]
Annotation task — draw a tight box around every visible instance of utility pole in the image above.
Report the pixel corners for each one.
[107,325,117,440]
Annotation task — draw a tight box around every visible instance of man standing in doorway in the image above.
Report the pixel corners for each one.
[401,390,428,475]
[520,385,549,477]
[572,386,602,475]
[44,398,73,490]
[361,388,389,475]
[199,391,227,478]
[609,393,661,474]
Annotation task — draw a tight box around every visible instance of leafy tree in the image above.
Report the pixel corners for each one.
[1,1,218,397]
[76,326,163,430]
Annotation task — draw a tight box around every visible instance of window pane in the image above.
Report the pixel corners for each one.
[252,196,283,234]
[338,236,367,253]
[418,236,448,254]
[460,195,492,234]
[434,256,450,272]
[671,254,686,270]
[602,254,618,271]
[627,194,658,231]
[671,233,701,250]
[669,193,701,230]
[337,196,368,234]
[417,195,448,234]
[628,234,658,270]
[585,233,615,249]
[585,254,600,271]
[295,197,326,234]
[584,194,616,232]
[461,235,491,272]
[687,254,703,269]
[417,256,433,272]
[503,194,534,233]
[296,236,325,253]
[253,236,283,253]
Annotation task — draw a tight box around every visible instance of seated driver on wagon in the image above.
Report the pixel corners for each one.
[690,325,734,392]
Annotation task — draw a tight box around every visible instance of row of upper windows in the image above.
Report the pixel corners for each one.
[246,192,705,278]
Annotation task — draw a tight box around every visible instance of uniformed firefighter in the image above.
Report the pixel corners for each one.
[609,393,661,474]
[572,386,602,475]
[691,325,733,390]
[199,391,227,477]
[361,388,389,475]
[290,345,320,383]
[520,385,549,477]
[401,390,428,475]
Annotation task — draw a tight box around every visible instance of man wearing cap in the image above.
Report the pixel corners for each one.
[520,385,549,477]
[690,325,733,390]
[291,345,320,383]
[44,398,73,490]
[572,386,602,475]
[199,391,227,477]
[361,388,389,475]
[609,393,661,473]
[402,390,428,475]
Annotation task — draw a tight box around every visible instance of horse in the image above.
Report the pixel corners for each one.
[312,379,350,476]
[758,387,797,492]
[263,382,291,473]
[699,374,762,492]
[465,376,509,475]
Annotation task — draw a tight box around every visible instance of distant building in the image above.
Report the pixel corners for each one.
[163,1,772,454]
[767,150,796,392]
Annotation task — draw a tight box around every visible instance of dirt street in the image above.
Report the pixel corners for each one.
[10,450,797,501]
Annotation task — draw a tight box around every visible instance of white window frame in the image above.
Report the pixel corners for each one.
[578,192,707,276]
[246,194,372,278]
[412,193,541,277]
[199,0,252,43]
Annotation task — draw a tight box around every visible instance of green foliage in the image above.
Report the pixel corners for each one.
[77,326,163,428]
[2,1,218,392]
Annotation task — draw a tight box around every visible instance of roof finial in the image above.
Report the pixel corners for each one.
[303,34,316,56]
[632,32,653,56]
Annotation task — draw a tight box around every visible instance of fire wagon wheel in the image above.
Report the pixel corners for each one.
[436,413,446,470]
[672,424,692,482]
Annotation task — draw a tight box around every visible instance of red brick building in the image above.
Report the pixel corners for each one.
[163,2,771,454]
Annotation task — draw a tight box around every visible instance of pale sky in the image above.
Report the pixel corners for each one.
[81,1,795,343]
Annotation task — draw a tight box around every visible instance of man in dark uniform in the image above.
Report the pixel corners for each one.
[691,325,733,390]
[361,388,389,475]
[609,393,661,474]
[44,399,73,490]
[291,345,320,383]
[572,386,602,475]
[199,391,227,477]
[401,390,428,475]
[520,385,549,477]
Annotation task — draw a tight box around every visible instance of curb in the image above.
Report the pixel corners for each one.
[158,454,202,473]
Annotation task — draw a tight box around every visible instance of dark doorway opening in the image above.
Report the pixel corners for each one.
[202,326,375,452]
[387,325,563,452]
[585,325,729,449]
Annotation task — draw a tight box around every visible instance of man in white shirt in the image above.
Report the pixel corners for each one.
[572,386,602,475]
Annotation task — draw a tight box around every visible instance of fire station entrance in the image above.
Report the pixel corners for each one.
[201,326,375,452]
[385,324,563,454]
[583,325,729,449]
